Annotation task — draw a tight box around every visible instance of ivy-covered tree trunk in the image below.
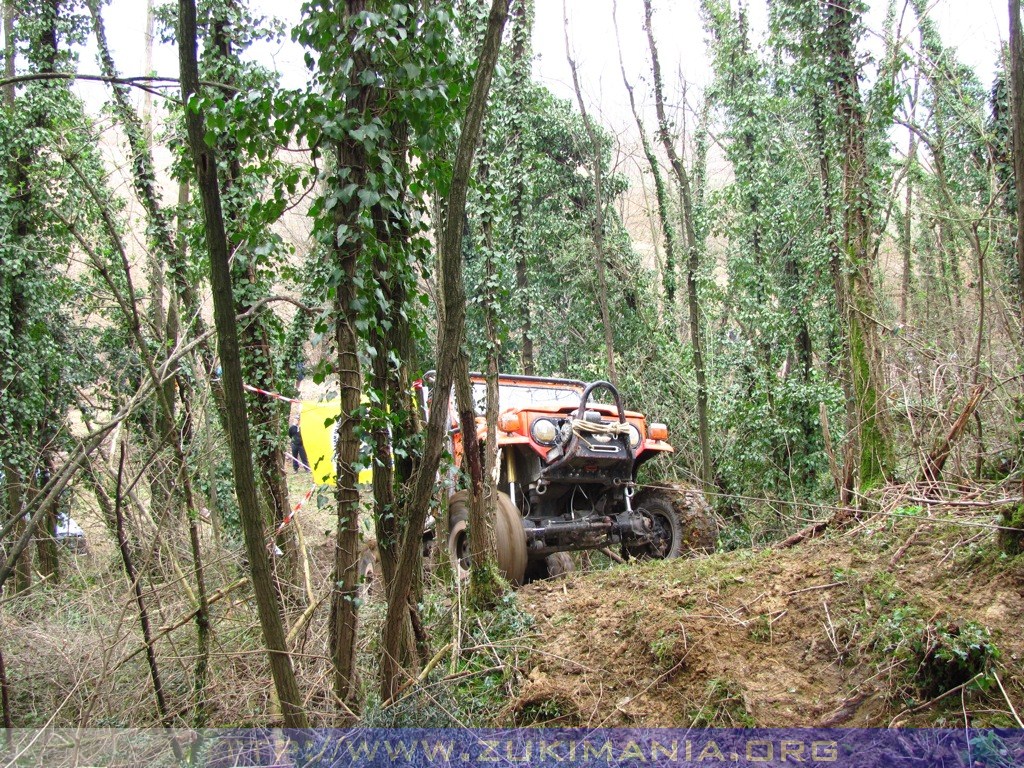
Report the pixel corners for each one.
[614,0,677,307]
[478,160,504,607]
[1010,0,1024,326]
[325,0,373,713]
[509,0,534,375]
[177,0,307,729]
[564,4,618,388]
[380,0,510,702]
[643,0,712,489]
[368,210,421,669]
[825,0,893,494]
[205,6,297,582]
[361,115,423,668]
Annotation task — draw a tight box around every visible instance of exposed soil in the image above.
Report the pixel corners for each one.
[513,509,1024,729]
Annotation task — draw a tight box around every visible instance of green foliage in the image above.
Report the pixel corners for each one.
[870,607,1000,699]
[363,592,535,727]
[0,5,103,474]
[997,503,1024,556]
[688,678,756,727]
[699,0,845,505]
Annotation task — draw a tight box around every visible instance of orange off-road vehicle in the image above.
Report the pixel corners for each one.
[416,372,717,584]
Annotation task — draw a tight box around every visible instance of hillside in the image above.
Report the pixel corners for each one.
[511,497,1024,729]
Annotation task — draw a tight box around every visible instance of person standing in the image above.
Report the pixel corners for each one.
[289,417,307,472]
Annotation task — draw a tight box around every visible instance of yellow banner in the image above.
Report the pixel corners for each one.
[298,399,373,486]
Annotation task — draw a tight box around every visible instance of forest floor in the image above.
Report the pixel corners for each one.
[510,498,1024,729]
[3,474,1023,731]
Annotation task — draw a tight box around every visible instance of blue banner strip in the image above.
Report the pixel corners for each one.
[2,727,1021,767]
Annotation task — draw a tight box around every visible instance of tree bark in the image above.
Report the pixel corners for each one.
[643,0,712,489]
[368,123,420,670]
[564,0,617,388]
[1011,0,1024,327]
[177,0,307,729]
[509,0,534,374]
[826,0,892,494]
[380,0,510,702]
[613,0,676,307]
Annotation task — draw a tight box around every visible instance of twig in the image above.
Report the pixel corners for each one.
[994,670,1024,728]
[887,673,984,727]
[392,642,453,699]
[786,581,846,596]
[822,600,841,661]
[112,578,249,667]
[890,524,926,566]
[906,495,1023,508]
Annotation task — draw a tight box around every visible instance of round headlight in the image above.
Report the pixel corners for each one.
[625,423,641,448]
[531,418,559,445]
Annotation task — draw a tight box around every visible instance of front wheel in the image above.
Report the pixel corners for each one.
[623,486,718,559]
[447,490,527,586]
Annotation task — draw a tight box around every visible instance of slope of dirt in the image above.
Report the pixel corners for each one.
[513,511,1024,729]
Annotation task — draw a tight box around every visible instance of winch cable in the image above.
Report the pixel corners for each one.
[570,418,632,437]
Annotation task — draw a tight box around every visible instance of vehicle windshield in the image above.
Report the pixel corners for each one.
[471,380,582,415]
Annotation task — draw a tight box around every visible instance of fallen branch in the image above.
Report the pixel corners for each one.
[599,547,626,564]
[777,521,829,549]
[890,524,926,566]
[286,589,329,647]
[906,495,1023,508]
[919,384,985,484]
[391,642,454,700]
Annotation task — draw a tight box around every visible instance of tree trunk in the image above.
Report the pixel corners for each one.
[380,0,510,702]
[643,0,712,489]
[329,134,365,712]
[3,0,13,106]
[564,0,617,387]
[1011,0,1024,327]
[3,463,31,593]
[510,0,534,375]
[827,0,893,494]
[368,125,420,670]
[207,9,297,580]
[614,0,676,307]
[900,72,919,327]
[177,0,307,729]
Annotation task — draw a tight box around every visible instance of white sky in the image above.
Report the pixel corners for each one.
[53,0,1009,129]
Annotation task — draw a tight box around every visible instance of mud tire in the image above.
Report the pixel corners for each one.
[447,490,528,586]
[624,485,718,560]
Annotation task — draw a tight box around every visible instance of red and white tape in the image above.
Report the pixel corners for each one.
[243,383,301,405]
[274,483,316,536]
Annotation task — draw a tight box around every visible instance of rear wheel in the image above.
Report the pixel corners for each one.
[447,490,527,586]
[624,486,717,560]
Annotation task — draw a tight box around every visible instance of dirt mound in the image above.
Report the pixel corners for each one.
[514,511,1024,728]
